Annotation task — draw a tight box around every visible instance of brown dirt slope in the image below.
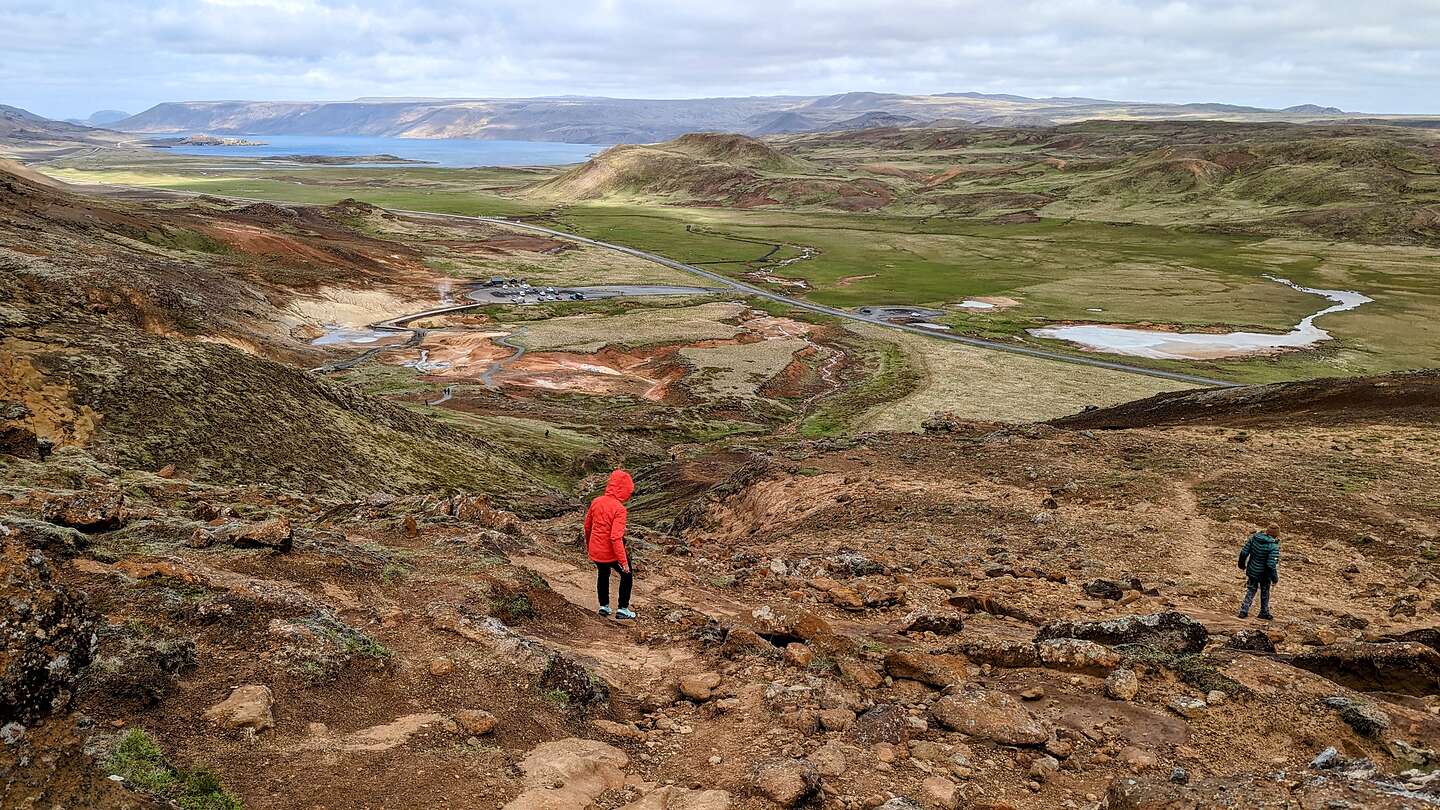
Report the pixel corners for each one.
[1051,370,1440,429]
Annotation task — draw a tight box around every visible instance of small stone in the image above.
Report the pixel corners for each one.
[1311,747,1340,769]
[454,709,496,736]
[819,708,856,732]
[203,685,274,733]
[594,719,643,740]
[784,643,814,669]
[1167,696,1207,719]
[1044,738,1074,759]
[839,658,884,689]
[1170,766,1189,784]
[1105,668,1139,701]
[1020,687,1045,701]
[1205,690,1225,706]
[808,740,848,777]
[921,775,959,809]
[1029,754,1060,781]
[679,672,723,702]
[430,657,455,677]
[754,760,819,807]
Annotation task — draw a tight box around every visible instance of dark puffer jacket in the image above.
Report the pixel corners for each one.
[1238,532,1280,583]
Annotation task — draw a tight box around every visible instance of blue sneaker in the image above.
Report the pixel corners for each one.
[614,607,636,620]
[598,605,612,617]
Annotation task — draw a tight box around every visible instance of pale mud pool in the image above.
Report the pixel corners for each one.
[310,325,402,346]
[1027,276,1373,360]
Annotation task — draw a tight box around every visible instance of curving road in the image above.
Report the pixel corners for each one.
[102,184,1234,388]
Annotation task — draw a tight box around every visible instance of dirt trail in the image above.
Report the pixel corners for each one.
[509,552,731,699]
[513,552,745,624]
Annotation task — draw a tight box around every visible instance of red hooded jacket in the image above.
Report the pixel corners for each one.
[585,470,633,568]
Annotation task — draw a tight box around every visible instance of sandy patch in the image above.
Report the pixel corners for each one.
[514,302,746,352]
[290,287,433,328]
[679,339,809,398]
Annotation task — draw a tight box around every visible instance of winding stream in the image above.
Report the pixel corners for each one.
[1027,276,1374,361]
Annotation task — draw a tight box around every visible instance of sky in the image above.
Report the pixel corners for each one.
[3,0,1438,120]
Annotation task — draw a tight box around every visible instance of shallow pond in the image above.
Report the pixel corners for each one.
[1027,276,1373,360]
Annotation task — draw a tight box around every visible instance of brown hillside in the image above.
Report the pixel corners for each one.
[1051,370,1440,429]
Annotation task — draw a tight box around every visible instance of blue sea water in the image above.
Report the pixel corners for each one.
[152,134,601,168]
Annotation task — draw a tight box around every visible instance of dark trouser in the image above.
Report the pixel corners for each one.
[1240,577,1272,616]
[596,561,632,610]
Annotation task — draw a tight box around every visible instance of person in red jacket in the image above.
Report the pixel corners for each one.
[585,469,635,620]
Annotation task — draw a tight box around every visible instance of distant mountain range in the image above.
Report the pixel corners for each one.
[109,92,1358,144]
[64,109,130,127]
[0,104,121,145]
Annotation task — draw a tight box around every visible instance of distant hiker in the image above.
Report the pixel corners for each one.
[586,469,635,620]
[1237,525,1281,620]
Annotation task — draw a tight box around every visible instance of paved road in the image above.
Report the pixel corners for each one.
[98,184,1235,388]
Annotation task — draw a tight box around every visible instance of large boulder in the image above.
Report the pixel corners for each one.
[931,687,1051,746]
[40,490,124,532]
[539,654,610,706]
[883,650,966,687]
[1036,637,1123,675]
[900,612,965,636]
[447,495,522,536]
[0,532,96,726]
[1035,612,1207,656]
[506,738,629,810]
[948,594,1044,625]
[1291,642,1440,696]
[1379,627,1440,654]
[748,604,835,644]
[189,517,293,551]
[950,638,1041,669]
[1226,629,1276,654]
[1322,696,1391,737]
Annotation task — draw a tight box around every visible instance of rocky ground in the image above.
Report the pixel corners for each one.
[5,163,1440,808]
[6,392,1440,808]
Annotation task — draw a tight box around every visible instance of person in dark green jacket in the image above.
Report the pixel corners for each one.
[1237,525,1281,620]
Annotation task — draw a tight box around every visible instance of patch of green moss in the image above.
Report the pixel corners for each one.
[107,729,241,809]
[801,338,919,437]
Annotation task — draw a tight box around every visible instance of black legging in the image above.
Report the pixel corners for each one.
[596,561,632,610]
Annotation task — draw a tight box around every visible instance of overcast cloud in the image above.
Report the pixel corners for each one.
[3,0,1437,119]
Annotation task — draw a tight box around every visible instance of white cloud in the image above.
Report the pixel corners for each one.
[1,0,1437,118]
